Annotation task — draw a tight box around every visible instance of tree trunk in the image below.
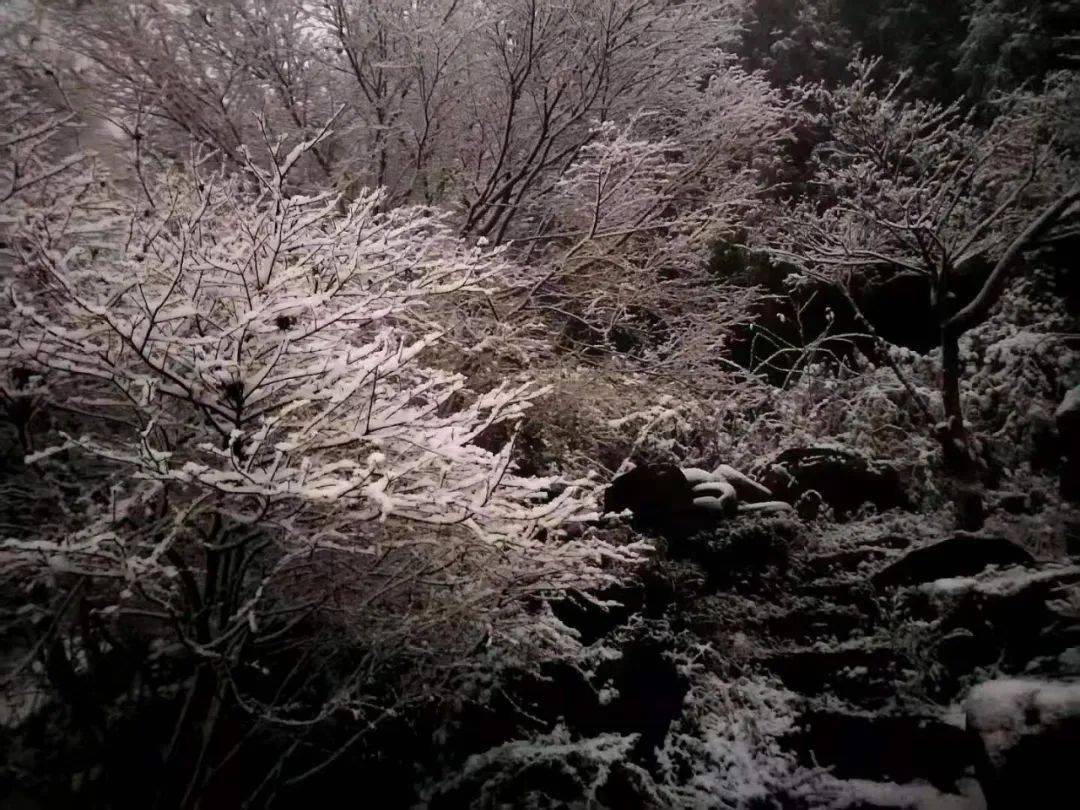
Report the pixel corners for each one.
[939,322,969,465]
[934,260,969,471]
[934,261,984,541]
[158,664,225,810]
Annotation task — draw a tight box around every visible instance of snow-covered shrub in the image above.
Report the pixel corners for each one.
[655,669,811,807]
[960,270,1079,471]
[0,111,644,803]
[510,367,738,478]
[421,725,642,809]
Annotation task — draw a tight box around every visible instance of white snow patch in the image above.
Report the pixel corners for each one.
[810,776,986,809]
[965,678,1080,767]
[1056,385,1080,420]
[919,566,1080,604]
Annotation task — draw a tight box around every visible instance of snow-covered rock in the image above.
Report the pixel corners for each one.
[760,446,909,519]
[711,463,774,504]
[1055,385,1080,427]
[691,478,737,502]
[692,495,737,516]
[603,463,693,524]
[680,467,716,485]
[965,678,1080,809]
[872,533,1034,588]
[602,463,781,536]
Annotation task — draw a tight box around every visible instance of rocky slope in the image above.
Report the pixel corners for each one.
[418,453,1080,809]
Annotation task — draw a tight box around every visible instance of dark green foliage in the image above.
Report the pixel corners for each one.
[837,0,971,99]
[738,0,851,85]
[958,0,1080,101]
[742,1,1080,104]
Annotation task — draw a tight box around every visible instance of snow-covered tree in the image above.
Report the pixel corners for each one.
[0,97,643,803]
[31,0,788,394]
[737,0,850,86]
[768,57,1080,471]
[0,37,92,214]
[56,1,750,217]
[497,56,792,381]
[55,0,339,186]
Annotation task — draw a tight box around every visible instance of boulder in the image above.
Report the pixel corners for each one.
[915,566,1080,680]
[872,534,1035,588]
[692,495,737,517]
[690,477,738,516]
[759,446,908,518]
[1056,385,1080,439]
[679,466,716,485]
[689,480,736,500]
[603,463,770,536]
[603,464,693,526]
[966,678,1080,809]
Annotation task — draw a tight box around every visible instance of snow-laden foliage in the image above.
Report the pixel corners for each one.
[511,118,761,375]
[962,272,1078,439]
[422,725,642,809]
[958,0,1080,100]
[0,51,92,217]
[506,60,792,379]
[655,671,805,807]
[0,101,646,801]
[58,1,750,218]
[43,0,794,390]
[6,166,586,536]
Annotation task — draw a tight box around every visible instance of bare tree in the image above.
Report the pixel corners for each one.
[502,59,792,385]
[769,57,1079,472]
[55,0,750,228]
